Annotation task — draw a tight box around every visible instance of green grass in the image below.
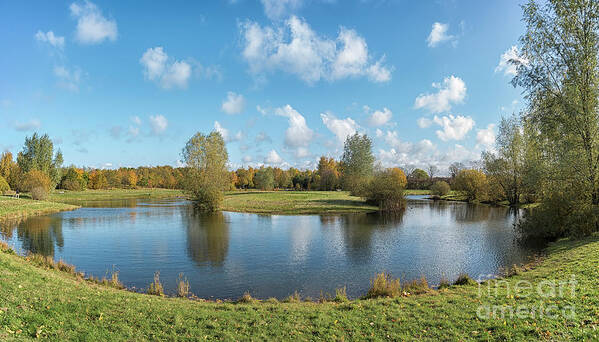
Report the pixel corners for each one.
[0,235,598,340]
[0,197,79,221]
[404,189,432,195]
[222,190,378,214]
[47,188,185,203]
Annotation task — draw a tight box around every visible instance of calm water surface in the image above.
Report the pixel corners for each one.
[0,196,543,299]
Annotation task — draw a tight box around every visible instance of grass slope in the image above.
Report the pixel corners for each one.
[1,236,598,340]
[0,197,79,221]
[222,191,378,214]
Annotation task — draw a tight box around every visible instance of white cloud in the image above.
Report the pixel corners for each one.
[367,107,392,126]
[221,92,246,115]
[240,16,392,84]
[275,105,313,155]
[149,114,168,134]
[426,22,455,48]
[414,75,466,113]
[255,131,271,143]
[14,119,41,132]
[70,1,117,44]
[476,123,496,148]
[242,155,253,163]
[35,31,65,49]
[417,117,432,128]
[261,0,304,20]
[265,149,284,165]
[54,66,82,92]
[131,116,142,125]
[214,121,242,142]
[495,45,529,76]
[320,112,359,144]
[433,115,475,141]
[140,47,191,89]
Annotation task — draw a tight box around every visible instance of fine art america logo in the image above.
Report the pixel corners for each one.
[476,275,577,320]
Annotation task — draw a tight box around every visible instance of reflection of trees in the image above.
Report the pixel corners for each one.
[182,207,229,267]
[0,216,64,256]
[336,211,405,261]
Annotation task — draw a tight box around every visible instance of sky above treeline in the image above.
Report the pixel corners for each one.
[0,0,526,174]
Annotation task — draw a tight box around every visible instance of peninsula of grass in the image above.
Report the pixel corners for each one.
[0,197,79,221]
[47,188,185,203]
[221,190,378,215]
[0,234,597,340]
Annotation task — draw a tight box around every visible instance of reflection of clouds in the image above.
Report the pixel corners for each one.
[289,216,314,264]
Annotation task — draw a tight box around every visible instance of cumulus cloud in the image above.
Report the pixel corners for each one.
[275,105,314,155]
[70,1,117,44]
[426,22,455,47]
[261,0,304,20]
[149,114,168,134]
[320,112,359,144]
[414,75,466,113]
[367,107,392,126]
[221,92,246,115]
[214,121,242,142]
[265,149,284,165]
[240,16,392,84]
[140,47,192,89]
[432,115,475,141]
[476,123,496,148]
[495,45,529,76]
[14,119,41,132]
[417,117,432,128]
[35,31,65,49]
[255,131,272,143]
[54,66,82,92]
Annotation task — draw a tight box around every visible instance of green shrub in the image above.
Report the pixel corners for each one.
[453,169,488,201]
[366,169,406,212]
[453,273,476,286]
[364,272,401,298]
[430,181,450,197]
[22,170,52,200]
[333,286,349,302]
[0,175,9,194]
[438,276,451,289]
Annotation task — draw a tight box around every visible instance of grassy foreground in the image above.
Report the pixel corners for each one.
[1,236,598,340]
[0,197,79,221]
[222,191,378,214]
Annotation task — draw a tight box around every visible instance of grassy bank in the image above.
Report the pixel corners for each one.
[47,188,185,203]
[0,235,597,340]
[0,197,79,221]
[222,191,378,214]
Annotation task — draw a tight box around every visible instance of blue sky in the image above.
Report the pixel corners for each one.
[0,0,525,173]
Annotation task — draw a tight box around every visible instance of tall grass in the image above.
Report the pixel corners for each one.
[176,273,190,298]
[364,272,401,299]
[147,271,164,296]
[402,276,430,295]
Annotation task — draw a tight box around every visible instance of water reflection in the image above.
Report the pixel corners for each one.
[182,208,229,267]
[0,216,64,256]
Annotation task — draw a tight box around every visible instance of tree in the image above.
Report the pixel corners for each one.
[430,181,451,197]
[408,169,429,189]
[340,133,375,196]
[16,133,63,188]
[181,131,229,211]
[366,168,406,211]
[454,169,488,202]
[317,156,339,191]
[254,167,275,190]
[482,115,526,205]
[448,162,464,180]
[0,175,9,194]
[88,170,108,190]
[389,167,407,188]
[235,168,253,189]
[427,165,439,180]
[60,167,86,191]
[22,170,52,200]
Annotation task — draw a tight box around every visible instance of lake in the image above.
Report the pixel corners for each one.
[0,196,543,299]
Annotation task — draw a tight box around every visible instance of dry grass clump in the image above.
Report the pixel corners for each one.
[453,273,477,286]
[438,276,451,289]
[364,272,401,299]
[284,291,302,303]
[237,291,258,303]
[402,276,430,295]
[177,273,190,298]
[333,286,349,302]
[147,271,164,296]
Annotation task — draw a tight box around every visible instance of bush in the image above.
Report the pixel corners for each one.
[453,273,476,286]
[147,271,164,296]
[365,169,406,211]
[517,192,599,240]
[453,169,488,201]
[430,181,450,197]
[254,167,275,190]
[364,272,401,298]
[22,170,52,199]
[0,175,9,194]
